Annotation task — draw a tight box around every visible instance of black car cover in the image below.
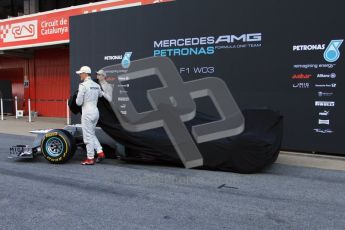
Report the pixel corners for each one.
[69,92,283,173]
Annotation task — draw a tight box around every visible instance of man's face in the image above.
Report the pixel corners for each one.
[97,74,105,81]
[79,73,88,81]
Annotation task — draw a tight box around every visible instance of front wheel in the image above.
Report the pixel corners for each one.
[41,129,76,164]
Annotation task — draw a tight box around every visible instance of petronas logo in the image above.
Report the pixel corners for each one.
[121,52,132,69]
[324,40,343,62]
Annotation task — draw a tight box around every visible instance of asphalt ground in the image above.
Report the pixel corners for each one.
[0,133,345,230]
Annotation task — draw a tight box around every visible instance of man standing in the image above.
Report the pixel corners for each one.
[76,66,105,165]
[96,69,113,102]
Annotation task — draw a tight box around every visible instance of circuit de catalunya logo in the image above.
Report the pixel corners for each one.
[0,20,38,43]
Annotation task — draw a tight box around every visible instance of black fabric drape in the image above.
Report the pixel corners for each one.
[69,92,283,173]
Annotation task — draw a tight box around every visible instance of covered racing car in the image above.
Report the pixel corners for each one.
[10,57,283,173]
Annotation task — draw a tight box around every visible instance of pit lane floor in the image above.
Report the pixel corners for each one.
[0,133,345,230]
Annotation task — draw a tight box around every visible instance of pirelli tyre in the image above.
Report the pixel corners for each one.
[41,129,76,164]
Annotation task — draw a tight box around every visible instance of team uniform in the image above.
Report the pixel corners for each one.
[99,79,113,102]
[76,73,105,164]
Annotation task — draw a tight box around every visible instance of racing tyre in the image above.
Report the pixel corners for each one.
[41,129,76,164]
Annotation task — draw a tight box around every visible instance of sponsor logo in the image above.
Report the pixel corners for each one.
[45,132,58,138]
[319,110,330,116]
[293,64,336,69]
[118,97,129,102]
[313,128,334,134]
[317,73,336,78]
[153,33,262,57]
[318,119,330,125]
[292,39,343,62]
[293,44,325,51]
[0,20,38,42]
[121,52,132,69]
[117,84,129,88]
[317,91,333,97]
[315,101,335,107]
[118,76,129,81]
[104,55,123,61]
[291,73,312,79]
[104,52,132,68]
[315,83,336,88]
[90,87,100,90]
[324,40,343,62]
[292,83,310,88]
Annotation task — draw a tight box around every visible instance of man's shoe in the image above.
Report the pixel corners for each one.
[81,158,95,165]
[96,152,105,163]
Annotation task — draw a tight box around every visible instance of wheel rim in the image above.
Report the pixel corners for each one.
[45,137,64,157]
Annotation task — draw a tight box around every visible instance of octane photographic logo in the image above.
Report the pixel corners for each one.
[101,56,245,169]
[0,20,38,42]
[153,33,262,57]
[292,39,344,63]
